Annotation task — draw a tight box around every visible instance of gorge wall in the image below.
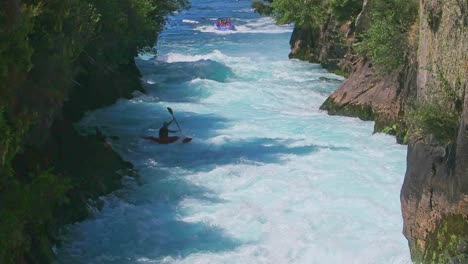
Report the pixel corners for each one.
[400,0,468,262]
[0,0,187,263]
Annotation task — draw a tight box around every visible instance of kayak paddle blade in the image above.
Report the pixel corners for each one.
[167,107,173,115]
[182,137,192,143]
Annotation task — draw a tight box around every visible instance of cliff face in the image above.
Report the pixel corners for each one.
[400,0,468,262]
[288,16,348,73]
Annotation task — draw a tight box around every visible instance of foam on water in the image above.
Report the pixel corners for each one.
[182,19,199,24]
[56,0,411,263]
[157,50,228,63]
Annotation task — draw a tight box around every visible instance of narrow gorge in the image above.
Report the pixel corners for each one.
[1,0,466,263]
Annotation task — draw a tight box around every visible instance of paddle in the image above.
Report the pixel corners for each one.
[167,107,192,143]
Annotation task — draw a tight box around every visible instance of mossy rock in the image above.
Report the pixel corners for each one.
[374,117,409,144]
[288,48,317,63]
[320,97,375,121]
[415,214,468,264]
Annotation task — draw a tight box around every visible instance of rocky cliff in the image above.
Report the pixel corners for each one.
[320,57,416,140]
[314,0,418,140]
[400,0,468,262]
[288,16,347,73]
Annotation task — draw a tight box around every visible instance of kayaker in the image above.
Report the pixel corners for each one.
[159,119,179,139]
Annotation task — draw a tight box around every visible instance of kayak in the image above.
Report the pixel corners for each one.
[143,136,192,144]
[143,136,179,144]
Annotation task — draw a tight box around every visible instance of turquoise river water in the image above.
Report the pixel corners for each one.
[56,0,412,263]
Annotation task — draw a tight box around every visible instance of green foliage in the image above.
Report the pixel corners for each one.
[401,131,409,145]
[0,169,70,263]
[356,18,404,71]
[376,120,409,144]
[407,102,459,144]
[327,0,363,22]
[84,0,187,65]
[0,4,40,80]
[0,0,190,165]
[406,72,463,145]
[258,0,362,25]
[320,97,375,121]
[259,0,417,72]
[330,68,349,78]
[356,0,418,71]
[382,123,399,135]
[0,108,15,170]
[0,4,40,108]
[0,109,36,173]
[271,0,327,26]
[252,1,274,15]
[422,214,468,264]
[0,0,188,262]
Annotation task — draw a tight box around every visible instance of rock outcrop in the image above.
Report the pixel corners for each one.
[320,58,415,137]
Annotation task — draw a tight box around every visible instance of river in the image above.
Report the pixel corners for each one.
[56,0,411,263]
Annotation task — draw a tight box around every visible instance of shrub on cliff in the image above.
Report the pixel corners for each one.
[253,0,363,26]
[407,101,460,144]
[327,0,364,22]
[406,73,463,145]
[270,0,327,26]
[356,0,418,71]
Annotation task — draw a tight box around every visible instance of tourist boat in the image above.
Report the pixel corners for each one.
[215,18,236,31]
